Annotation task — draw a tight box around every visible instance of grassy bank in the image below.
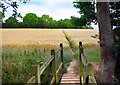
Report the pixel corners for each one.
[2,47,73,83]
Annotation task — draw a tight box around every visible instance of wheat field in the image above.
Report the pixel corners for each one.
[2,29,69,50]
[2,29,99,50]
[63,29,99,47]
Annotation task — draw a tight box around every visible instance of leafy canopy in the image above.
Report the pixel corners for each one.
[72,1,120,28]
[23,13,39,27]
[5,16,18,27]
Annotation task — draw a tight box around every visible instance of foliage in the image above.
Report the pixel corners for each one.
[56,48,73,69]
[75,48,100,63]
[81,26,93,29]
[70,16,94,29]
[72,1,120,28]
[114,27,120,58]
[72,2,96,26]
[4,16,18,28]
[114,27,120,83]
[0,11,5,24]
[2,14,94,29]
[56,19,73,28]
[2,48,49,83]
[71,16,87,27]
[23,13,39,27]
[1,1,96,29]
[1,0,25,18]
[2,47,73,83]
[109,2,120,27]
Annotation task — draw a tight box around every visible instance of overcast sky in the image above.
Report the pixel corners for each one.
[2,0,98,29]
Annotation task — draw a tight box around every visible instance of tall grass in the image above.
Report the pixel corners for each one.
[2,47,50,83]
[2,47,73,83]
[75,47,100,63]
[56,48,73,70]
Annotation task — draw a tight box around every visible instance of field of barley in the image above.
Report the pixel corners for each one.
[2,29,99,49]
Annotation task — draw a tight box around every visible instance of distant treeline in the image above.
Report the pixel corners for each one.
[2,13,93,29]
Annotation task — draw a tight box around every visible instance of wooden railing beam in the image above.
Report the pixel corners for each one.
[26,43,65,85]
[51,49,56,84]
[79,41,97,85]
[37,65,41,85]
[60,43,64,72]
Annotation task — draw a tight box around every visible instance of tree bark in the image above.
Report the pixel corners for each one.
[96,2,116,83]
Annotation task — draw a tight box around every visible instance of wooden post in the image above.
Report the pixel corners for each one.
[79,42,82,60]
[37,65,41,85]
[51,50,56,84]
[79,41,84,85]
[60,43,64,71]
[43,64,50,83]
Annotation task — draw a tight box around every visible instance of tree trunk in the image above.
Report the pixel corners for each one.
[96,2,116,83]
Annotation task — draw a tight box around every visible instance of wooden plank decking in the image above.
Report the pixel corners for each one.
[60,59,80,84]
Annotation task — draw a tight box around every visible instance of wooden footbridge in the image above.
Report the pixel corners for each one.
[26,42,97,85]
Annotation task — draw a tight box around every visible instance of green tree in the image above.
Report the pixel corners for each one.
[70,16,93,29]
[23,13,39,27]
[53,20,58,28]
[73,1,119,83]
[1,0,27,18]
[56,19,72,28]
[63,19,73,28]
[72,2,96,27]
[96,2,116,83]
[38,14,54,28]
[5,16,18,28]
[0,11,5,27]
[109,2,120,27]
[81,26,93,29]
[71,16,86,28]
[57,19,67,28]
[73,2,120,28]
[114,27,120,83]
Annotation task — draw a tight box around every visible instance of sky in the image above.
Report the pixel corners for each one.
[2,0,98,29]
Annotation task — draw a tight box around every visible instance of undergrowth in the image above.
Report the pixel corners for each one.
[2,47,50,83]
[2,47,73,83]
[56,48,73,70]
[74,47,100,63]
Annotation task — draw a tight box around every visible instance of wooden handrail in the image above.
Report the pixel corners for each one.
[26,76,36,84]
[79,41,97,84]
[26,43,64,84]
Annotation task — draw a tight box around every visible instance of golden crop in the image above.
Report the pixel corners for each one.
[2,29,99,50]
[2,29,69,50]
[63,29,99,48]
